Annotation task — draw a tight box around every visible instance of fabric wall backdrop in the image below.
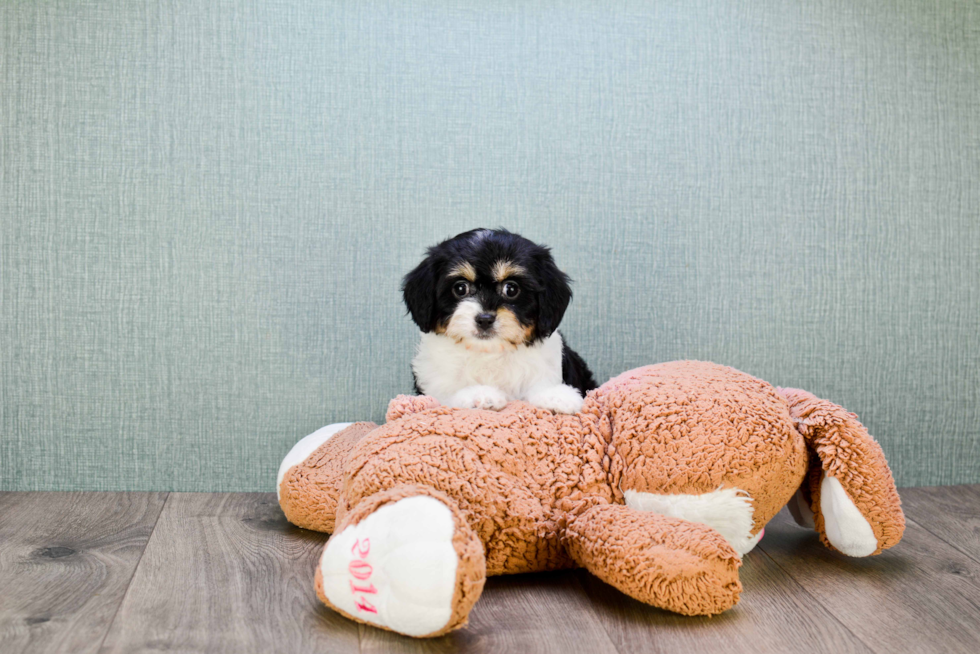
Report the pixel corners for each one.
[2,0,978,491]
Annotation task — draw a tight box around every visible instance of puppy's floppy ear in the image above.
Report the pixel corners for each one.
[402,256,441,332]
[534,251,572,338]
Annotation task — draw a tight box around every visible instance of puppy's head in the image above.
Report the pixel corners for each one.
[402,228,572,352]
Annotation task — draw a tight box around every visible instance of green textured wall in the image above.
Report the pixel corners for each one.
[2,0,978,491]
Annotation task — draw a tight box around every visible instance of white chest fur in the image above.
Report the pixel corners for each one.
[412,331,565,405]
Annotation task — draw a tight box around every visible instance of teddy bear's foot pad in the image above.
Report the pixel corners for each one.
[786,475,879,557]
[317,496,460,637]
[820,474,878,557]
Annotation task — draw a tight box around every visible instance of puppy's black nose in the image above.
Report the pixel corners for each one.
[475,312,496,330]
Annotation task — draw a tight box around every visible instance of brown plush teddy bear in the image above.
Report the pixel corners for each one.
[277,361,904,638]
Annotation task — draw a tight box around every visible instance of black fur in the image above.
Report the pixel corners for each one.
[401,256,441,333]
[402,228,597,397]
[561,337,598,394]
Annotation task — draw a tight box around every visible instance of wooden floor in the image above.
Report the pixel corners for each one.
[1,486,979,654]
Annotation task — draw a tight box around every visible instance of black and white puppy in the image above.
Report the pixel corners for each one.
[402,228,597,414]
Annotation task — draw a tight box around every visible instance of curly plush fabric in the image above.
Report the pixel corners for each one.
[279,360,905,638]
[339,401,612,574]
[594,361,810,534]
[778,387,905,554]
[279,421,377,532]
[565,504,743,616]
[385,394,441,423]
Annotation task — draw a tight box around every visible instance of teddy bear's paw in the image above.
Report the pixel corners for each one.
[386,395,441,422]
[527,384,584,414]
[318,496,461,637]
[450,385,508,411]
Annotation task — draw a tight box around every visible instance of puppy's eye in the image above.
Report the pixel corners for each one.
[501,281,520,299]
[452,281,470,298]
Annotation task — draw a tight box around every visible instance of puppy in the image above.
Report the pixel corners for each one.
[402,228,597,414]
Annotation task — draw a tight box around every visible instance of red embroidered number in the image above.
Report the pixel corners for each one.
[348,559,372,580]
[348,538,378,613]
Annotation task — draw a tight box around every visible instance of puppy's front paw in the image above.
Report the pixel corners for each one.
[527,384,584,414]
[450,385,508,411]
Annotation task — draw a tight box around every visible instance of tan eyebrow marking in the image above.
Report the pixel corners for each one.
[493,260,526,281]
[448,261,477,282]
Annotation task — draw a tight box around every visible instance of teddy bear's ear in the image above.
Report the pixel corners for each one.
[386,395,441,422]
[402,256,441,332]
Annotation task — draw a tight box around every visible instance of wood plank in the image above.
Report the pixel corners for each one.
[899,484,980,564]
[98,493,360,654]
[577,547,871,654]
[359,571,620,654]
[5,487,974,653]
[0,492,167,654]
[758,508,980,654]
